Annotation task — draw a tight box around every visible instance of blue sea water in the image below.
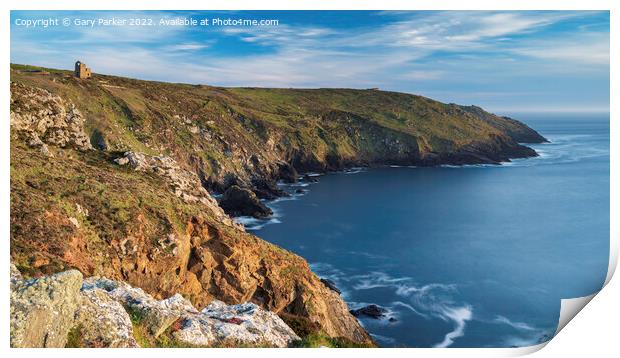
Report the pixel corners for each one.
[238,114,610,348]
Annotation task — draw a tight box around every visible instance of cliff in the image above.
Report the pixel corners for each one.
[9,64,546,347]
[10,64,546,198]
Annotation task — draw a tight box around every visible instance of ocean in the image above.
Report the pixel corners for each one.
[237,114,610,348]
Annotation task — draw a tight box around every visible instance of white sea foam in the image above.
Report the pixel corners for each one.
[269,195,300,204]
[343,271,474,347]
[391,301,428,318]
[433,305,473,348]
[283,182,310,187]
[501,331,552,348]
[493,315,536,331]
[233,216,260,226]
[351,271,411,290]
[343,167,366,175]
[234,216,282,231]
[504,133,607,167]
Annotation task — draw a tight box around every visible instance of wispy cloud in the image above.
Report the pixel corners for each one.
[10,10,609,113]
[164,42,213,51]
[510,33,609,65]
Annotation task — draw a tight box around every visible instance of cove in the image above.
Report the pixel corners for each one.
[239,114,610,348]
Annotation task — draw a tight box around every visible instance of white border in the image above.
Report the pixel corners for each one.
[2,1,617,357]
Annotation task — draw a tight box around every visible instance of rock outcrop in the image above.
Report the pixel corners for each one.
[75,285,139,347]
[10,266,301,348]
[10,82,93,155]
[10,266,83,347]
[114,151,239,228]
[82,276,300,347]
[350,305,388,319]
[320,278,341,295]
[218,185,273,218]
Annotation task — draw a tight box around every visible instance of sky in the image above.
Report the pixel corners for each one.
[10,10,610,114]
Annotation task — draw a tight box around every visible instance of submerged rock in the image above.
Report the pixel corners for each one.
[350,304,387,319]
[218,185,273,219]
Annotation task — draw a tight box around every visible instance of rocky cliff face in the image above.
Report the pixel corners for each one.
[9,64,547,347]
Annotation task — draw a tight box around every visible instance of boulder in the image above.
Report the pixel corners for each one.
[350,304,387,319]
[218,185,273,219]
[82,277,190,338]
[174,300,299,347]
[10,269,83,347]
[320,278,341,295]
[83,277,299,347]
[75,287,139,347]
[10,82,93,151]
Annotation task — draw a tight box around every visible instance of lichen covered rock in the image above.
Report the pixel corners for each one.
[10,269,83,347]
[75,287,139,347]
[10,82,93,153]
[177,300,300,347]
[114,151,239,229]
[10,267,303,348]
[82,276,300,347]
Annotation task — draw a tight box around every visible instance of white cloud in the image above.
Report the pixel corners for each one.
[164,42,212,51]
[10,11,609,112]
[510,33,609,65]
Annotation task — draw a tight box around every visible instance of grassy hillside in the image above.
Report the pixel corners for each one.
[10,64,545,196]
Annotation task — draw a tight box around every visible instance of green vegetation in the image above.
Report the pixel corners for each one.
[126,306,196,348]
[10,63,542,197]
[291,332,375,348]
[280,313,376,348]
[9,137,195,278]
[65,324,85,348]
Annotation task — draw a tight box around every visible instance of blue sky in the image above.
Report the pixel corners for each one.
[10,10,609,114]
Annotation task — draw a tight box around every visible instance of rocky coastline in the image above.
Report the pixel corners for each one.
[9,64,547,348]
